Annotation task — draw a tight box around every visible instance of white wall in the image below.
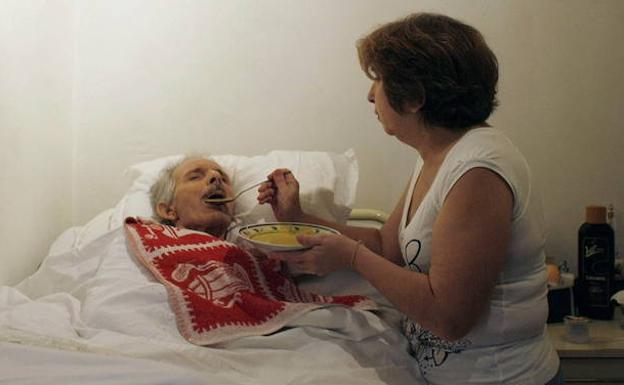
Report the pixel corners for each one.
[1,0,622,284]
[0,1,73,285]
[487,1,624,270]
[70,0,418,221]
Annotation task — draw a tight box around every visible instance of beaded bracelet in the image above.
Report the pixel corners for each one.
[350,240,363,269]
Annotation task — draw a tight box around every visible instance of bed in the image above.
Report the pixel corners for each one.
[0,150,422,385]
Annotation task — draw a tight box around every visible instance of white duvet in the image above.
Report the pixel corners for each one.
[0,225,421,385]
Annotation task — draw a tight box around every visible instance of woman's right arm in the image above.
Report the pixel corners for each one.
[257,168,405,265]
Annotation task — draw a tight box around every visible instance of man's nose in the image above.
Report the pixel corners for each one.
[207,172,223,185]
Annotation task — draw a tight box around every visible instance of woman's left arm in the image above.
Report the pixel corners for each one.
[425,167,512,339]
[354,167,513,341]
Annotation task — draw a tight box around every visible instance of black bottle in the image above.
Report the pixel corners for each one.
[578,205,615,320]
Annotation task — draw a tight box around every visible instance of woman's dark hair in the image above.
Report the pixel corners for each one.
[357,13,499,130]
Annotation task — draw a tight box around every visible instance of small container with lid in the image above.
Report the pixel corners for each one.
[564,315,591,343]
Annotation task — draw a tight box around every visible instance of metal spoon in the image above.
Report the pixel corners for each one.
[203,180,266,204]
[204,171,291,204]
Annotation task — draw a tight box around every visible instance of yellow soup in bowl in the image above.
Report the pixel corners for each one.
[238,223,339,252]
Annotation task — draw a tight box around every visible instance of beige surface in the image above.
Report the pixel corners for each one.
[548,312,624,358]
[0,1,73,285]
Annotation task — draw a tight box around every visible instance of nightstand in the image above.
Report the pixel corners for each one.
[548,312,624,384]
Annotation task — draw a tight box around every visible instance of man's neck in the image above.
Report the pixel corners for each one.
[183,223,229,239]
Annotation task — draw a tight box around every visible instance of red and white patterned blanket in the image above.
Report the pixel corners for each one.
[124,217,376,345]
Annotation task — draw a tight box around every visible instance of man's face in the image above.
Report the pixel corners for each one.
[163,158,235,233]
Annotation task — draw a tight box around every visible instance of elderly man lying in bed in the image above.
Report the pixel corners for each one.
[149,155,236,239]
[124,155,376,346]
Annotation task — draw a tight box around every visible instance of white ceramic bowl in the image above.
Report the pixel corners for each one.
[238,222,339,253]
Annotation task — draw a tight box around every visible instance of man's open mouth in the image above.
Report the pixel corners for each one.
[202,192,226,205]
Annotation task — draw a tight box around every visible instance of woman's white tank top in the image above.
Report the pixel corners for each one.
[399,127,559,384]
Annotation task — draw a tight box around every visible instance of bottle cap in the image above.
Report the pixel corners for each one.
[586,205,607,224]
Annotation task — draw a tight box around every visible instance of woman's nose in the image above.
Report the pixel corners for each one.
[367,84,375,103]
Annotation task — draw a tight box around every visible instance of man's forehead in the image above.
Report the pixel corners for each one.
[174,158,223,178]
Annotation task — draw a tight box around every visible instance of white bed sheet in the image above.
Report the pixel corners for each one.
[1,342,220,385]
[1,222,422,385]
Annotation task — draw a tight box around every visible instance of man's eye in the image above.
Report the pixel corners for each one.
[189,174,201,180]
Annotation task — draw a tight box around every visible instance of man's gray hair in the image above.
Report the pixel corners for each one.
[149,154,207,224]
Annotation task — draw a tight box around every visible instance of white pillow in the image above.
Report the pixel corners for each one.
[109,149,358,228]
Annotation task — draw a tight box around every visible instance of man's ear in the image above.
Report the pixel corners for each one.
[156,202,177,222]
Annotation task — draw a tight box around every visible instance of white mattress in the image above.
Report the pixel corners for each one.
[1,341,217,385]
[1,216,422,385]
